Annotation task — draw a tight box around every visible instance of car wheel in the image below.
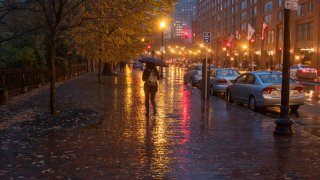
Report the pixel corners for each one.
[290,105,300,111]
[249,96,257,111]
[226,90,233,103]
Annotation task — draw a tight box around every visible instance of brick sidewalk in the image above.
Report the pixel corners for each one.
[0,68,320,179]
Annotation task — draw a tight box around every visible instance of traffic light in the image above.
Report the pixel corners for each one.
[147,45,151,51]
[226,42,231,48]
[184,32,188,40]
[249,38,255,47]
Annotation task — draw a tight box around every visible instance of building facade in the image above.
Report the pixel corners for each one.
[171,0,197,41]
[193,0,320,69]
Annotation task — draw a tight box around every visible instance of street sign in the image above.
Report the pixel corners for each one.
[160,46,165,52]
[203,32,211,43]
[285,0,298,11]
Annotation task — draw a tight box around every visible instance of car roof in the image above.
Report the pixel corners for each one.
[247,71,281,75]
[215,68,237,70]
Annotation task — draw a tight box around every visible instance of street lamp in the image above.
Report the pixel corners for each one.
[242,45,248,70]
[223,47,227,68]
[160,21,166,78]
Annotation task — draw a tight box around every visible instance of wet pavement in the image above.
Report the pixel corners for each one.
[1,67,320,179]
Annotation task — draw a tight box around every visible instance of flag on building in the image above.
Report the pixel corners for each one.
[247,23,255,40]
[235,29,241,40]
[261,22,269,40]
[227,34,234,43]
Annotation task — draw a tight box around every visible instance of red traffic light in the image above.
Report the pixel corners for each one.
[184,32,188,39]
[147,45,151,49]
[250,38,255,43]
[226,42,231,47]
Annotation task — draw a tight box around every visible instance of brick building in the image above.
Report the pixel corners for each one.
[193,0,320,69]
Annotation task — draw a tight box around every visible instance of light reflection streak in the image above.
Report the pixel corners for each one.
[180,69,190,145]
[124,67,133,114]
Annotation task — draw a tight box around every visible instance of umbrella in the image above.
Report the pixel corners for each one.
[138,57,168,67]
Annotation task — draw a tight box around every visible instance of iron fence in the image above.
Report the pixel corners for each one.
[0,64,87,104]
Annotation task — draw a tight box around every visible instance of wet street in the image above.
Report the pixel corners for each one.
[1,66,320,179]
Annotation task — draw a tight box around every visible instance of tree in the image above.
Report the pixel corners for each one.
[34,0,86,115]
[71,0,176,80]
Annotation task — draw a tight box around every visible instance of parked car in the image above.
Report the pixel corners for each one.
[290,64,317,79]
[132,61,143,70]
[184,64,215,87]
[183,64,202,87]
[225,71,305,111]
[208,68,240,95]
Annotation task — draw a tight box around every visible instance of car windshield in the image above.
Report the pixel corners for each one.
[194,65,215,71]
[259,74,294,84]
[216,69,239,77]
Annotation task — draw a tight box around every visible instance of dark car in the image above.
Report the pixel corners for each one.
[132,61,143,70]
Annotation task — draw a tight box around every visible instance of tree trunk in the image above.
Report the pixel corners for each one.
[50,30,57,115]
[98,58,101,83]
[102,62,113,75]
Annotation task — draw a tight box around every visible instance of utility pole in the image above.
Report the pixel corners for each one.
[202,32,211,100]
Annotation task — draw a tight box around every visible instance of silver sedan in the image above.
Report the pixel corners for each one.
[225,71,305,111]
[209,68,240,95]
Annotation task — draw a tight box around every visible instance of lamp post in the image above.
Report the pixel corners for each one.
[274,8,293,135]
[242,45,248,70]
[223,47,227,68]
[160,21,166,79]
[249,38,255,71]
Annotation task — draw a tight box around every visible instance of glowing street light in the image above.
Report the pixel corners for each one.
[159,20,166,78]
[160,21,166,29]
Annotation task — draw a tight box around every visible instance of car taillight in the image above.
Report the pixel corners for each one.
[300,69,307,73]
[217,79,227,83]
[292,86,304,93]
[261,87,277,94]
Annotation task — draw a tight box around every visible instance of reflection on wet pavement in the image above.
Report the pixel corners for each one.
[0,66,320,178]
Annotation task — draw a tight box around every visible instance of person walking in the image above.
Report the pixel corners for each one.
[142,62,160,116]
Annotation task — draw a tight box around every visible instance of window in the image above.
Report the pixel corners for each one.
[250,0,257,5]
[241,12,247,20]
[278,10,283,21]
[263,14,272,23]
[297,1,313,16]
[231,15,236,23]
[265,30,274,45]
[216,69,240,77]
[241,0,247,10]
[259,74,282,84]
[250,6,257,16]
[241,23,247,31]
[296,22,313,41]
[264,1,273,12]
[278,0,283,7]
[245,74,255,84]
[236,74,246,83]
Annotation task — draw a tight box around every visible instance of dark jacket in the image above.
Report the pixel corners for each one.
[142,68,160,82]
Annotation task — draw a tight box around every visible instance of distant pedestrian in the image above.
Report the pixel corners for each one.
[142,62,160,116]
[119,61,125,72]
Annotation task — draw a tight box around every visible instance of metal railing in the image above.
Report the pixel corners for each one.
[0,64,87,104]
